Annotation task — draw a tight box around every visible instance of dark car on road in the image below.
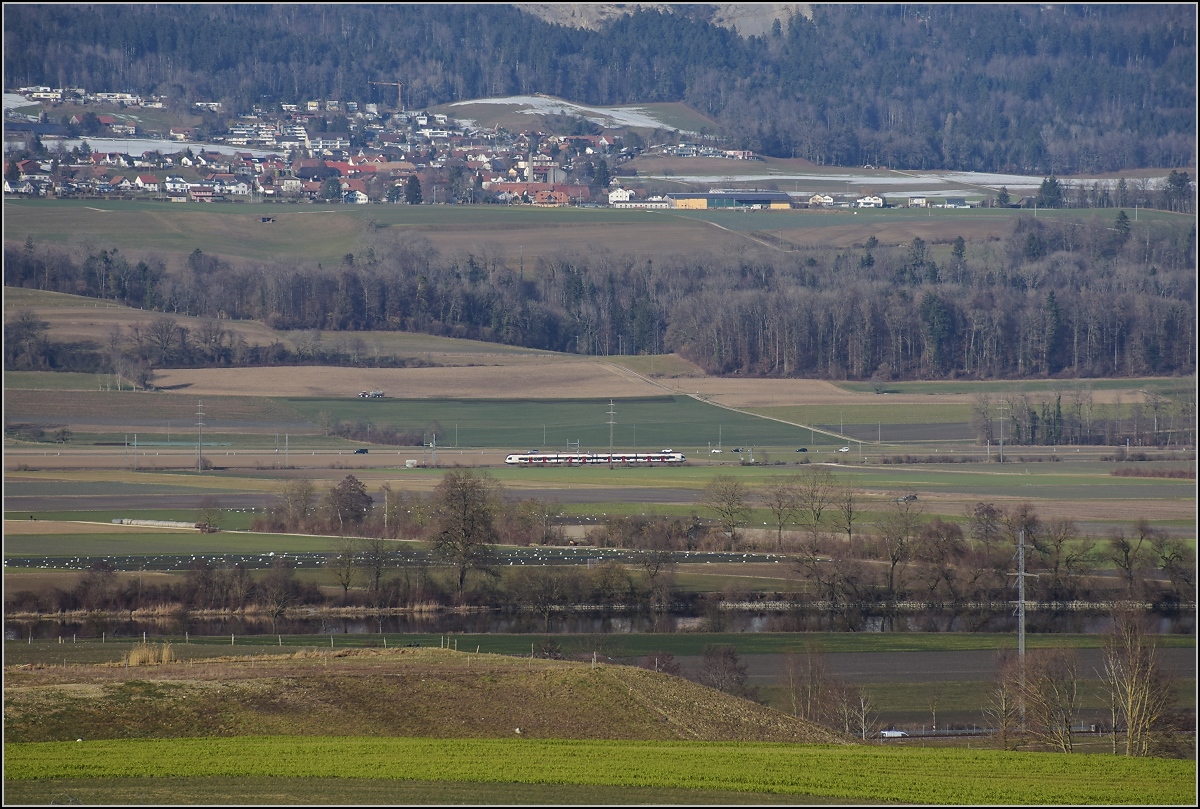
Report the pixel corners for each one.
[796,447,807,452]
[353,448,369,454]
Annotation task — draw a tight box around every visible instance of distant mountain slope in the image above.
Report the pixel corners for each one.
[513,3,812,37]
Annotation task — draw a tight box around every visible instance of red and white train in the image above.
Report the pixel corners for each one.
[504,451,686,466]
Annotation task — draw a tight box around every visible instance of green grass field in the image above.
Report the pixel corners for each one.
[660,205,1186,233]
[13,632,1189,665]
[834,377,1196,397]
[0,530,345,558]
[3,199,714,264]
[5,736,1193,804]
[284,395,830,451]
[9,200,1189,268]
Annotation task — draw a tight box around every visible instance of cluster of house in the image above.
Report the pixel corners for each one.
[604,189,975,210]
[4,85,640,203]
[13,86,164,108]
[662,142,761,160]
[5,88,979,208]
[7,150,265,201]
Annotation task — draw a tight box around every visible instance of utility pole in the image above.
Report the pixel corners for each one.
[196,400,204,472]
[607,400,616,469]
[1009,529,1037,729]
[999,399,1006,464]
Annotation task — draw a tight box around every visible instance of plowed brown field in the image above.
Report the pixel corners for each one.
[147,361,1149,409]
[151,358,664,399]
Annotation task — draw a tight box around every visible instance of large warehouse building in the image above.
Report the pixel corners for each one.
[666,190,793,210]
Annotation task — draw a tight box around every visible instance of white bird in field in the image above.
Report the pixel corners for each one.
[515,728,522,735]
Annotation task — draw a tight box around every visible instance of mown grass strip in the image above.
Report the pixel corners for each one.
[6,737,1193,804]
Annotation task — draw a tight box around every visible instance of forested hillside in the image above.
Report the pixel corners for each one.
[4,4,1194,173]
[5,212,1195,381]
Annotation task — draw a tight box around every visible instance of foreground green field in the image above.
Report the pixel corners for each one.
[6,736,1193,805]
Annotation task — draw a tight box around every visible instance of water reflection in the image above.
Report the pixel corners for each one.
[7,606,1192,640]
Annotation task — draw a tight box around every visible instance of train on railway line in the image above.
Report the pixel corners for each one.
[504,451,686,466]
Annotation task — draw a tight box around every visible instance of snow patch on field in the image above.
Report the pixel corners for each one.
[4,92,36,111]
[450,95,693,132]
[640,170,1168,194]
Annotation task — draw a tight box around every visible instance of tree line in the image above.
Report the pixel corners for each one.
[4,4,1194,173]
[14,469,1190,620]
[780,610,1190,756]
[5,210,1196,383]
[6,469,1191,754]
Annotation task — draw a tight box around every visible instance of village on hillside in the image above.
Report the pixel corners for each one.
[4,87,965,210]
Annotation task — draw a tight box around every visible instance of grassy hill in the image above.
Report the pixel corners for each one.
[3,646,847,745]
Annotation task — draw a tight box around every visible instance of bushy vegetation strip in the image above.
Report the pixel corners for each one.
[5,737,1193,804]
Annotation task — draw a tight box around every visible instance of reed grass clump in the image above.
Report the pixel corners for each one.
[123,642,175,666]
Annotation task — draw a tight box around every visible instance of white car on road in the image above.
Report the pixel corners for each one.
[838,446,850,453]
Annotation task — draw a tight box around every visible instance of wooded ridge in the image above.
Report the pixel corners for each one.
[5,211,1195,382]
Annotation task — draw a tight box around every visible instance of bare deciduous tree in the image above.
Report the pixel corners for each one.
[835,484,861,546]
[967,501,1004,553]
[694,644,757,700]
[197,496,223,530]
[1021,648,1081,753]
[915,518,966,603]
[329,536,360,596]
[510,566,581,631]
[431,469,500,599]
[983,650,1024,750]
[1149,533,1196,605]
[635,530,677,611]
[759,474,802,550]
[700,475,751,548]
[1106,521,1155,599]
[783,642,834,724]
[827,680,876,739]
[875,496,923,626]
[797,466,836,533]
[145,315,180,364]
[1102,609,1177,756]
[260,557,297,634]
[280,478,316,529]
[1032,518,1093,602]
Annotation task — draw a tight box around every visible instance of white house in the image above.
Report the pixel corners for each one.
[808,194,834,207]
[856,195,884,208]
[908,196,927,208]
[608,187,633,204]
